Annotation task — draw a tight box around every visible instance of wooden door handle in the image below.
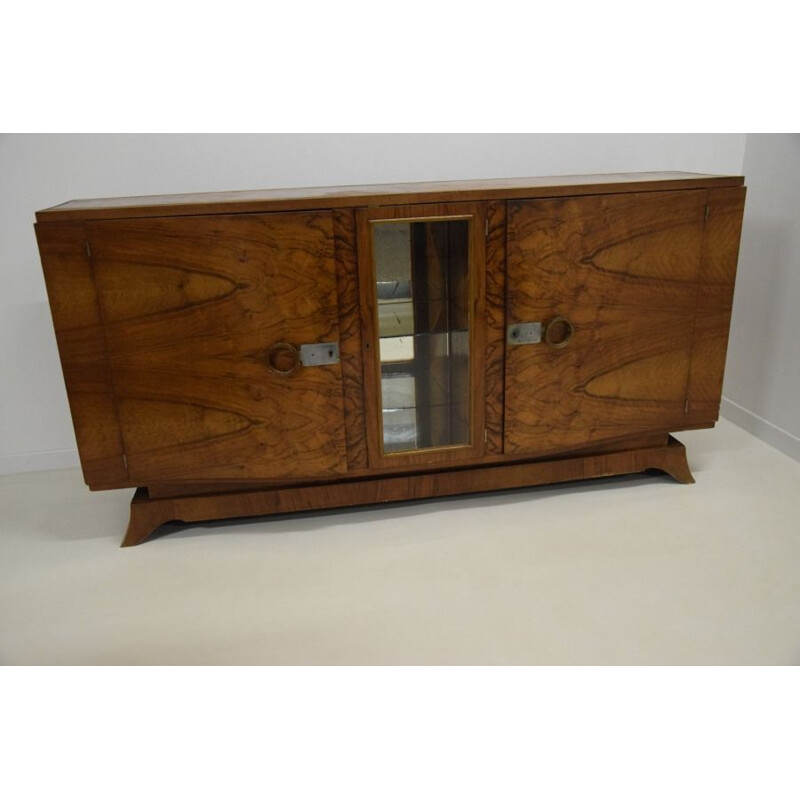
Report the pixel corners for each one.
[543,316,573,348]
[266,342,300,375]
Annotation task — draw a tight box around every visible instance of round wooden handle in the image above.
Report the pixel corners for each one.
[543,316,574,348]
[266,342,299,375]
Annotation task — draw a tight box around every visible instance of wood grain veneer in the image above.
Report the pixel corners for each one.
[34,172,745,545]
[35,222,128,489]
[504,189,708,454]
[685,186,747,425]
[37,172,744,223]
[86,211,348,483]
[484,200,507,455]
[122,436,694,546]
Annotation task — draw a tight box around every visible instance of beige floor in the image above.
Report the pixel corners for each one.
[1,418,799,665]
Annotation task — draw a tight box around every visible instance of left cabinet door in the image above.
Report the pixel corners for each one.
[86,211,348,483]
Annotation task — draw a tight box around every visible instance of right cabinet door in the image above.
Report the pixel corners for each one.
[505,190,708,455]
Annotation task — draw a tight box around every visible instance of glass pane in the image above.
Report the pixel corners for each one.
[372,218,471,454]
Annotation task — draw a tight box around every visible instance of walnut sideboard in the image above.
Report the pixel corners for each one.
[34,172,746,546]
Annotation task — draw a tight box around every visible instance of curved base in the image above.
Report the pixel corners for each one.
[121,435,695,546]
[121,488,178,547]
[650,436,695,484]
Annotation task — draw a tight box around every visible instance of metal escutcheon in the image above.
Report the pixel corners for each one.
[266,341,340,375]
[507,317,573,348]
[299,342,340,367]
[507,322,542,345]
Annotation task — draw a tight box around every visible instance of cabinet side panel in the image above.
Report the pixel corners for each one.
[333,209,368,469]
[685,187,746,424]
[484,200,507,454]
[34,222,129,489]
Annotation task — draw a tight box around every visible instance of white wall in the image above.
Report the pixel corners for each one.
[721,134,800,461]
[0,133,748,475]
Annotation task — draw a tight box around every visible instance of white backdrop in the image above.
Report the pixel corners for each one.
[722,134,800,461]
[0,133,749,474]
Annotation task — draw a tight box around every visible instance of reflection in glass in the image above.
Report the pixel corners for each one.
[372,218,471,454]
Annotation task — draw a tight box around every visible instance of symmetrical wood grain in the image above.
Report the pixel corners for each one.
[86,211,348,483]
[121,435,694,546]
[35,222,128,489]
[333,209,368,469]
[34,173,746,547]
[685,187,747,425]
[484,200,507,454]
[142,432,673,499]
[504,190,708,454]
[37,172,743,223]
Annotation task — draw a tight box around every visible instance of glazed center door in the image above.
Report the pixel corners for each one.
[86,211,348,483]
[504,190,708,455]
[358,203,487,469]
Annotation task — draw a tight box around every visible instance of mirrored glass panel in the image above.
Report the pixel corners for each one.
[372,218,471,454]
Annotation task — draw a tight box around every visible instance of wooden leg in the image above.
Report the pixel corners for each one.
[121,488,177,548]
[650,436,695,484]
[120,436,696,546]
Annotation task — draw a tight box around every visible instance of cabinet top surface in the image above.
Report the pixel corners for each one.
[36,171,744,222]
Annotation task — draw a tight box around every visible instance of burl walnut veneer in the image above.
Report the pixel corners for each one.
[34,172,746,545]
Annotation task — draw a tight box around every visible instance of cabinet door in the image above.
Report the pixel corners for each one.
[87,211,348,483]
[357,203,486,469]
[505,190,707,455]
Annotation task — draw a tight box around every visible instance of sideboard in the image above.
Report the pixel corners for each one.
[34,172,746,545]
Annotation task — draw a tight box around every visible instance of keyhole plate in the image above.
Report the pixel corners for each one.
[299,342,340,366]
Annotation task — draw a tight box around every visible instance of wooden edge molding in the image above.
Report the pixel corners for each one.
[37,173,745,223]
[122,436,693,546]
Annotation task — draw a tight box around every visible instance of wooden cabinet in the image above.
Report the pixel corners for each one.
[34,172,746,545]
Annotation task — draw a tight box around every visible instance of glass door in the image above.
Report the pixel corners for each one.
[358,203,486,468]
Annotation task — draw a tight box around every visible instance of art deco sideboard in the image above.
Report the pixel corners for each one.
[34,172,746,545]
